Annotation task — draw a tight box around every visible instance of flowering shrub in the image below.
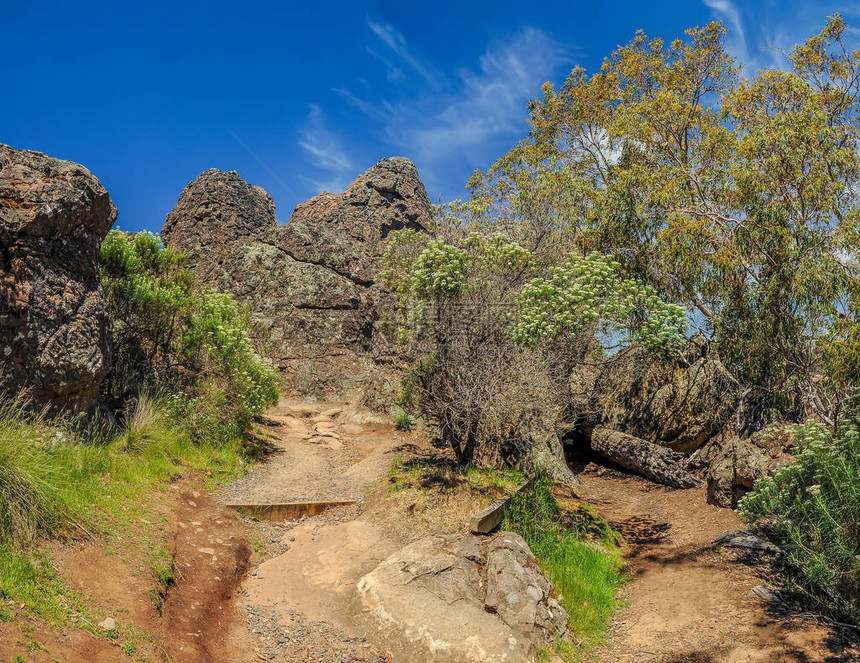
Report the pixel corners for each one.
[381,228,686,481]
[738,401,860,624]
[513,253,686,352]
[100,230,278,443]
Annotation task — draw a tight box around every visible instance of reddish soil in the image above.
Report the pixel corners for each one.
[158,479,255,663]
[583,467,860,663]
[0,477,257,663]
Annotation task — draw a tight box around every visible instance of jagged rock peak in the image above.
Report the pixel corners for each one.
[0,144,116,238]
[282,157,432,287]
[0,143,116,414]
[297,156,432,234]
[161,168,277,257]
[347,156,431,209]
[159,157,432,396]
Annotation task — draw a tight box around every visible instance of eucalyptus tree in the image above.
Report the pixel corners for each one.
[468,16,860,426]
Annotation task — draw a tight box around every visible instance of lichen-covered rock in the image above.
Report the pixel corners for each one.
[587,338,739,454]
[161,158,431,396]
[353,532,568,663]
[0,144,116,414]
[706,424,795,508]
[162,168,276,278]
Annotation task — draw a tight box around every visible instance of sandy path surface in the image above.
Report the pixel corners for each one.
[220,398,402,504]
[583,469,859,663]
[222,397,419,662]
[221,398,860,663]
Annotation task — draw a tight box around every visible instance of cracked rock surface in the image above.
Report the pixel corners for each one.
[0,143,115,414]
[161,158,431,396]
[352,532,569,663]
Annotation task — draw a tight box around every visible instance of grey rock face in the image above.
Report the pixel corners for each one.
[353,532,568,662]
[706,424,795,508]
[0,144,115,414]
[586,339,739,454]
[161,158,432,395]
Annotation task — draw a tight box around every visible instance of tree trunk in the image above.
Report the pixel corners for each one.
[590,426,703,489]
[526,423,583,493]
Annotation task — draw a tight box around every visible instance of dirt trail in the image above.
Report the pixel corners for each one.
[220,398,401,504]
[222,397,421,662]
[583,468,859,663]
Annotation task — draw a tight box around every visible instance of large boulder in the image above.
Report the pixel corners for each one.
[353,532,568,662]
[583,338,739,454]
[162,168,276,275]
[161,157,431,396]
[706,424,795,508]
[0,144,115,414]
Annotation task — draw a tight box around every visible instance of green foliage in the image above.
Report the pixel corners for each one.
[101,230,279,443]
[0,395,247,623]
[472,15,860,425]
[503,475,625,658]
[391,407,415,431]
[0,398,73,551]
[381,228,683,469]
[387,457,525,494]
[513,252,686,352]
[411,238,469,298]
[738,400,860,624]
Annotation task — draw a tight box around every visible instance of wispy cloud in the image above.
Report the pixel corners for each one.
[332,25,570,194]
[367,18,442,86]
[702,0,752,65]
[399,28,569,163]
[365,46,405,83]
[701,0,860,73]
[297,104,355,192]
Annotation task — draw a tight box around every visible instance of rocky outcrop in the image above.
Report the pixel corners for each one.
[0,144,115,414]
[161,158,431,395]
[162,169,277,274]
[353,532,568,662]
[581,338,739,454]
[706,424,795,508]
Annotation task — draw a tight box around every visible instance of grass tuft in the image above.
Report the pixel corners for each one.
[391,407,415,431]
[503,475,625,660]
[0,397,75,551]
[387,456,525,494]
[0,393,248,624]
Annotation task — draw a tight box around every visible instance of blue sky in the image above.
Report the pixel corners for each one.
[3,0,858,232]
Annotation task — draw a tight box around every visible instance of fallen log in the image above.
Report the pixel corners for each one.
[590,426,703,489]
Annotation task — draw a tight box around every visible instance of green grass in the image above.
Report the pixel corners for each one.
[391,407,415,431]
[387,456,525,494]
[0,395,248,625]
[503,475,625,661]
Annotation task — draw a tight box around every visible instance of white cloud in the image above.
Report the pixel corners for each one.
[302,21,572,198]
[703,0,749,58]
[297,104,355,192]
[701,0,860,73]
[337,25,570,191]
[400,28,569,163]
[367,18,442,86]
[365,46,405,83]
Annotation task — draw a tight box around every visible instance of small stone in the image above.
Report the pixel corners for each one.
[98,617,116,631]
